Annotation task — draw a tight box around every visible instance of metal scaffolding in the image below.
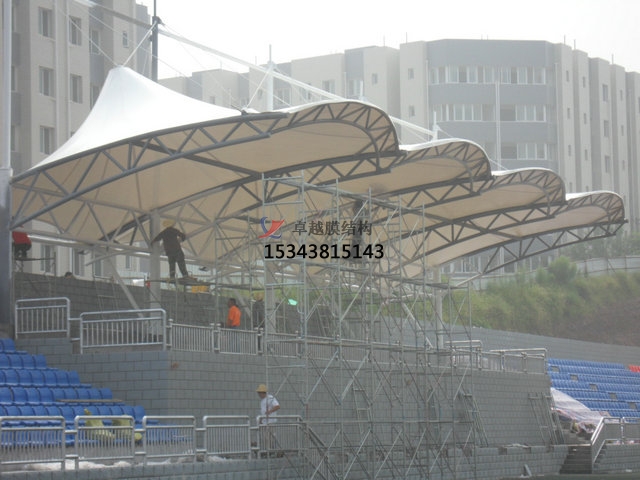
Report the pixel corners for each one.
[254,174,485,479]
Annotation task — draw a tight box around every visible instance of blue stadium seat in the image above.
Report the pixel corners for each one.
[0,387,12,403]
[29,369,45,386]
[43,369,58,386]
[75,388,91,400]
[33,354,47,369]
[0,338,16,352]
[53,370,70,386]
[0,353,10,368]
[3,369,19,386]
[133,405,146,422]
[98,387,113,399]
[39,387,54,404]
[7,354,23,369]
[11,387,28,404]
[67,371,81,385]
[16,369,32,386]
[50,388,67,402]
[24,387,40,404]
[20,355,36,369]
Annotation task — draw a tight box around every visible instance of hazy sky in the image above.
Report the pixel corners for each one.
[136,0,640,78]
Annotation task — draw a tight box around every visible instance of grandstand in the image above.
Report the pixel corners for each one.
[1,66,633,479]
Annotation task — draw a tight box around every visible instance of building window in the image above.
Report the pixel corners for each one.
[584,149,589,161]
[209,95,216,104]
[583,113,587,124]
[10,65,16,91]
[39,67,54,96]
[70,74,83,103]
[604,155,611,173]
[582,76,586,88]
[322,80,335,94]
[603,120,610,137]
[408,68,414,80]
[40,245,55,273]
[517,143,547,160]
[408,105,415,117]
[467,66,478,83]
[125,255,132,270]
[565,70,570,82]
[274,88,291,108]
[567,144,572,156]
[90,29,100,54]
[602,84,609,102]
[347,79,363,99]
[73,249,85,277]
[567,107,571,119]
[371,73,378,85]
[480,66,495,84]
[94,254,103,277]
[39,126,55,154]
[501,143,517,159]
[69,17,82,45]
[500,105,516,121]
[122,31,129,48]
[38,8,54,38]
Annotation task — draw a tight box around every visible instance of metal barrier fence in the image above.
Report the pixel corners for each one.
[0,416,66,470]
[15,297,70,338]
[256,415,304,455]
[170,323,258,355]
[0,414,298,470]
[203,415,251,459]
[142,416,196,465]
[79,309,167,353]
[73,415,136,467]
[12,298,548,375]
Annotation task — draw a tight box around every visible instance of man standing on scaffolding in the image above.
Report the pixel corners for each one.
[151,219,191,282]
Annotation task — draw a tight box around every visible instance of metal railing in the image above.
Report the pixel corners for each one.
[142,415,197,465]
[15,297,70,338]
[79,309,167,353]
[0,416,66,470]
[0,414,296,471]
[203,415,251,459]
[12,299,547,375]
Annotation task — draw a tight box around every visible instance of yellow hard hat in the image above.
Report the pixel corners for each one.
[162,219,175,228]
[256,384,267,393]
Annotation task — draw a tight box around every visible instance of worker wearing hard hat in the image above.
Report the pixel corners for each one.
[256,384,280,424]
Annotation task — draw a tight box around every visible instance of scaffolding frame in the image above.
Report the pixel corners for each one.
[254,174,484,479]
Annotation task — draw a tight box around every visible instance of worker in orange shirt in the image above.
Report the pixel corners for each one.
[226,298,241,329]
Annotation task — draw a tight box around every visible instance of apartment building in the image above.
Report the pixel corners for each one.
[1,0,151,279]
[164,39,640,235]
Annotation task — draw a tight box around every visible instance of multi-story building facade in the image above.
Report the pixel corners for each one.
[1,0,150,279]
[164,39,640,236]
[4,18,639,279]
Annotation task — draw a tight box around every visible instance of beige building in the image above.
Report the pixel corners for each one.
[1,0,150,279]
[162,39,640,236]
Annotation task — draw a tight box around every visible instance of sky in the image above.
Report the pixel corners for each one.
[136,0,640,79]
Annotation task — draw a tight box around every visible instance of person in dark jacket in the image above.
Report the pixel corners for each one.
[151,219,190,281]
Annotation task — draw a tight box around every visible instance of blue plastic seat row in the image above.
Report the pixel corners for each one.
[0,353,47,369]
[548,358,626,370]
[0,403,145,424]
[0,386,113,404]
[0,368,88,387]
